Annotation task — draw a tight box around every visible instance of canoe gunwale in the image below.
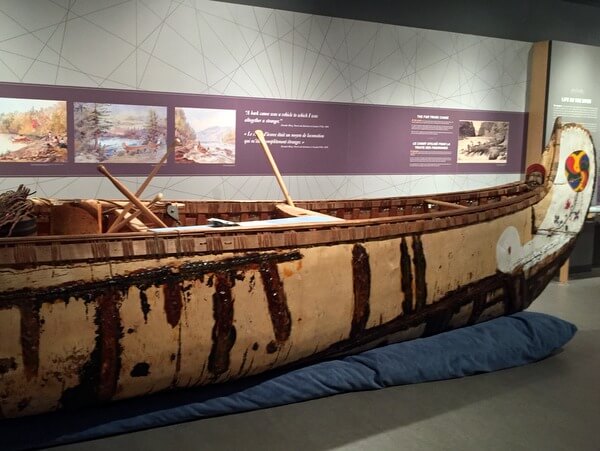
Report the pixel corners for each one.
[0,183,546,267]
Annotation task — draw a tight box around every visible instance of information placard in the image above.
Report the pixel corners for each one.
[546,41,600,205]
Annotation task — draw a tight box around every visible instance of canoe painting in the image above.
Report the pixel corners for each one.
[0,121,595,418]
[73,103,167,164]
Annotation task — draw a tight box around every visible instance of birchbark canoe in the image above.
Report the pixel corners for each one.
[0,121,595,418]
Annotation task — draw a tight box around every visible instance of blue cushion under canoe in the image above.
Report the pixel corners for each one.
[0,311,577,450]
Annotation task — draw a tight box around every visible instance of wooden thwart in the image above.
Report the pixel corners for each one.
[275,203,339,219]
[424,198,468,210]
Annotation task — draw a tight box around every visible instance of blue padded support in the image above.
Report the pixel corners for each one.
[0,311,576,450]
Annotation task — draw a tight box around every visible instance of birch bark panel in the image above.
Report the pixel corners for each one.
[448,303,474,329]
[365,238,402,328]
[0,262,110,292]
[117,285,179,400]
[35,301,96,414]
[0,307,24,417]
[533,185,554,229]
[476,302,506,324]
[422,209,533,303]
[281,245,354,360]
[175,279,215,387]
[225,270,282,380]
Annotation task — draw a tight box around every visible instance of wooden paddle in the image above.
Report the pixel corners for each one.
[97,165,167,228]
[107,139,178,232]
[111,193,164,232]
[255,129,295,207]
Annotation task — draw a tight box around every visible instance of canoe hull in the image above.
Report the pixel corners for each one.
[0,122,595,418]
[0,205,559,418]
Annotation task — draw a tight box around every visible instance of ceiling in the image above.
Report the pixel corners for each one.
[218,0,600,46]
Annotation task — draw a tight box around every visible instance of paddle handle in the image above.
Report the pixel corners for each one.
[135,138,179,196]
[255,130,295,207]
[108,139,178,232]
[97,165,167,228]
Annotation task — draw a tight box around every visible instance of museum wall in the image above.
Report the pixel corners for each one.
[0,0,529,201]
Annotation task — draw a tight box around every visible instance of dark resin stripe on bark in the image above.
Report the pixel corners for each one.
[208,272,236,377]
[304,242,578,367]
[60,289,123,409]
[96,289,124,401]
[350,244,371,338]
[400,237,413,314]
[0,251,303,309]
[163,281,183,328]
[412,235,427,311]
[259,261,292,346]
[19,303,40,380]
[139,287,151,323]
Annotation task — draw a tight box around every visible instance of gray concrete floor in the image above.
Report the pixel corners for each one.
[52,277,600,451]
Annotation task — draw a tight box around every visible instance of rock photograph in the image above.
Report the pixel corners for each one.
[457,120,509,163]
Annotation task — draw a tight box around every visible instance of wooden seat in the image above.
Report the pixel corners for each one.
[275,203,341,219]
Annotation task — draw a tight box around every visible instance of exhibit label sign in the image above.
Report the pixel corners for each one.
[546,41,600,205]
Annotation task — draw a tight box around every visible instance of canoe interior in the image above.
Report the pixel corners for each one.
[26,181,534,238]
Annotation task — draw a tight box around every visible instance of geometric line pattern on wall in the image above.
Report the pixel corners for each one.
[0,0,530,110]
[0,0,530,200]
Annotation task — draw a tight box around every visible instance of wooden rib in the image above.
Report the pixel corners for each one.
[97,165,167,228]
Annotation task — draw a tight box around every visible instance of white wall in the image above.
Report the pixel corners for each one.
[0,0,530,200]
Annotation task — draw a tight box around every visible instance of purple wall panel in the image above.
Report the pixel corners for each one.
[0,82,526,177]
